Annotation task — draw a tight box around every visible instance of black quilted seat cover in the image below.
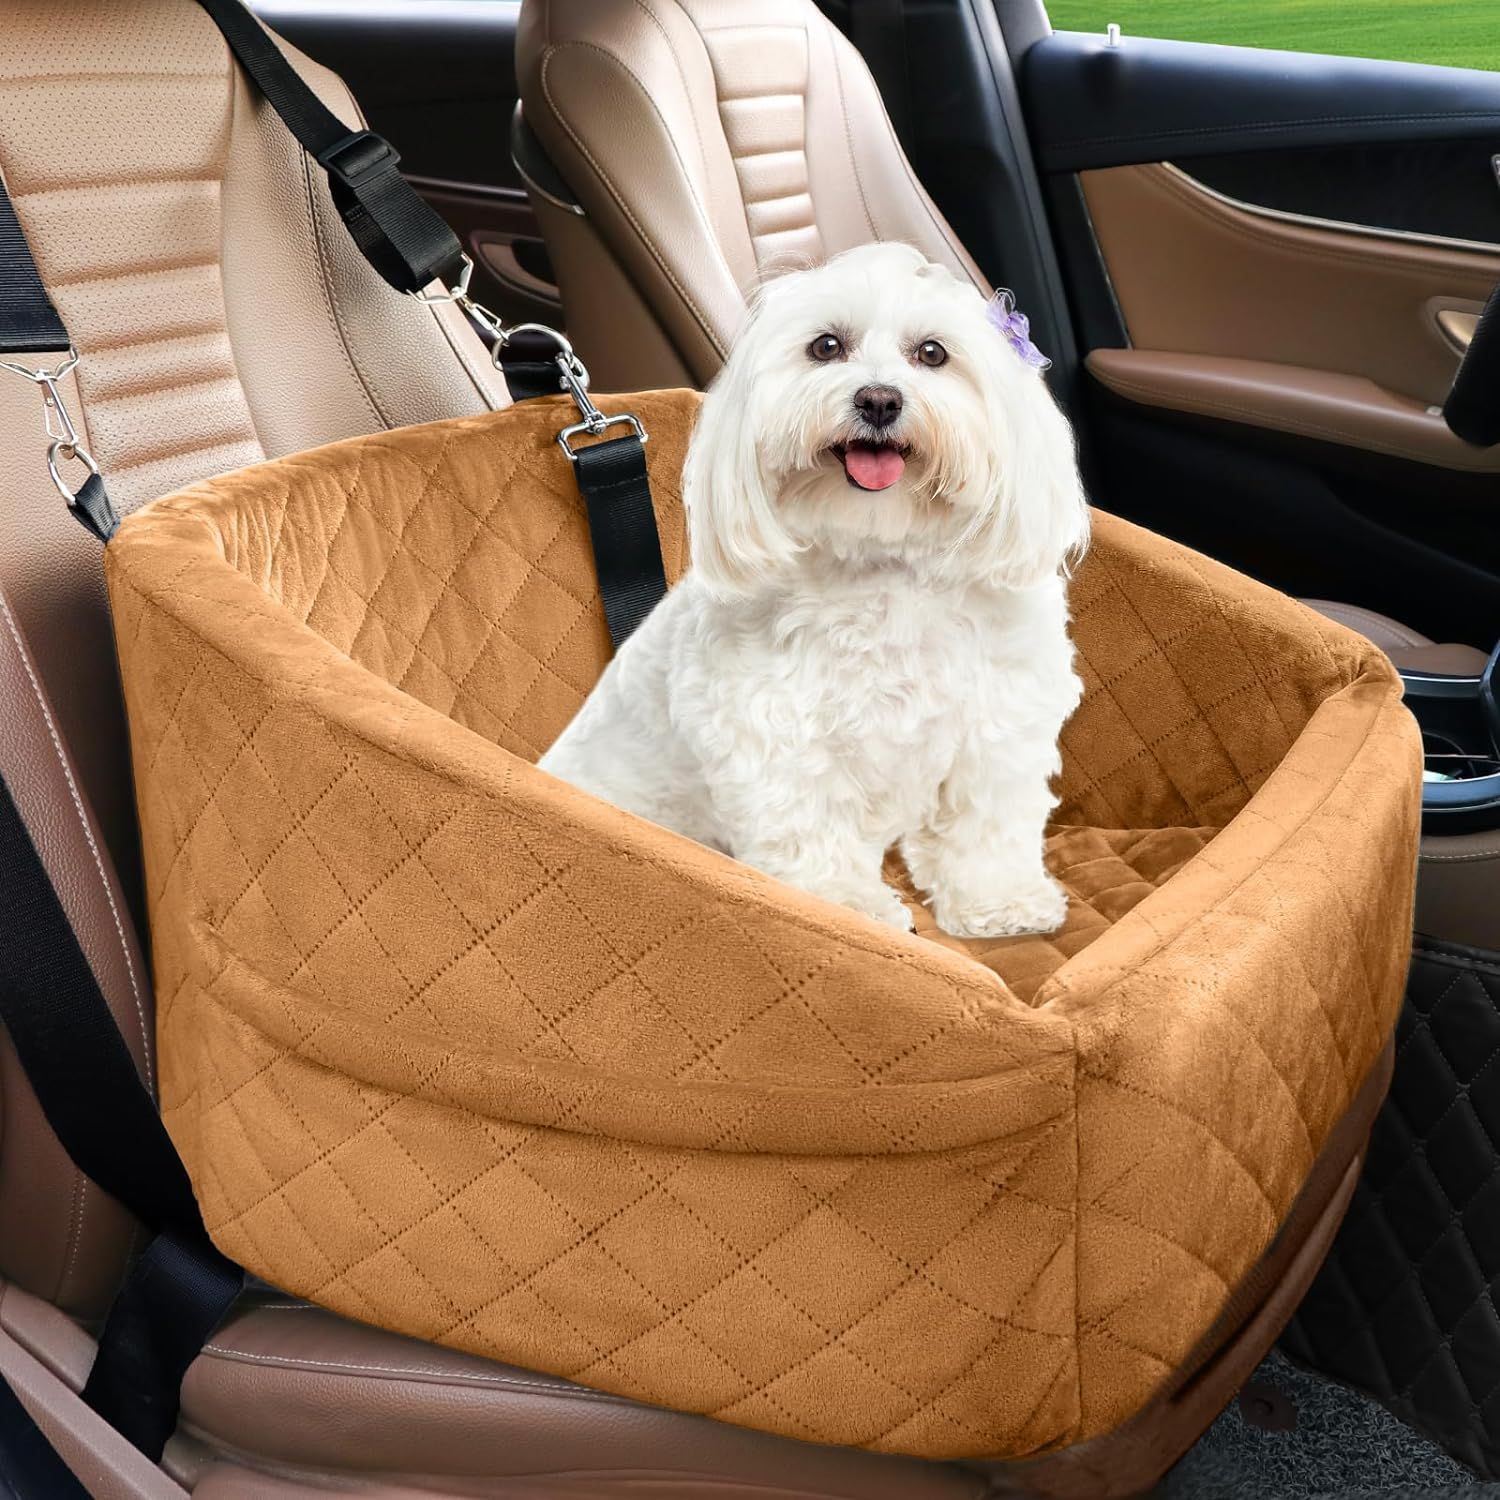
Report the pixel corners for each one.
[1285,937,1500,1478]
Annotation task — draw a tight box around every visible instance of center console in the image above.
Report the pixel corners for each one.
[1405,642,1500,837]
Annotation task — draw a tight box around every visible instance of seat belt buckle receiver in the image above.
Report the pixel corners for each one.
[316,129,402,192]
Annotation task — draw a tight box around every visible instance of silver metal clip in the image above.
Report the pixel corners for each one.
[48,437,100,501]
[0,347,103,505]
[409,252,475,305]
[552,343,647,459]
[451,312,649,461]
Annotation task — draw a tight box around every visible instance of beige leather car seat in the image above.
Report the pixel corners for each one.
[514,0,1489,680]
[0,5,979,1497]
[514,0,987,391]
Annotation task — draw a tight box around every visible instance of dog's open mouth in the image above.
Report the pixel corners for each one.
[831,440,910,492]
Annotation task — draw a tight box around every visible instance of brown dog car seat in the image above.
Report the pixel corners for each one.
[104,388,1419,1491]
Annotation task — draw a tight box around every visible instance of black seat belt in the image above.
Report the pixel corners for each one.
[0,780,242,1461]
[189,0,667,648]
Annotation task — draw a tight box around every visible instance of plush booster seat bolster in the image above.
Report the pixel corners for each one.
[104,388,1421,1465]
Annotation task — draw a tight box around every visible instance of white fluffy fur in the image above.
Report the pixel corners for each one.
[540,242,1089,937]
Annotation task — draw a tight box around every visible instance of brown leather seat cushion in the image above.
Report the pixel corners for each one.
[105,388,1419,1465]
[1302,599,1491,677]
[181,1295,985,1499]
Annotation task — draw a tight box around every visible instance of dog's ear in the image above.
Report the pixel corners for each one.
[980,358,1090,589]
[682,319,798,595]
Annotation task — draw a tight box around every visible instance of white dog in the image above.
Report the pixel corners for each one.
[540,242,1088,937]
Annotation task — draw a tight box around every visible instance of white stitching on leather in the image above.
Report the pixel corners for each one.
[0,595,152,1090]
[60,1174,87,1300]
[823,26,877,243]
[822,22,981,288]
[539,43,731,361]
[199,1343,621,1398]
[298,163,388,431]
[426,300,506,413]
[635,0,716,210]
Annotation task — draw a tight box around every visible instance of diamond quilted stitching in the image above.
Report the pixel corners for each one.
[106,398,1417,1461]
[749,1205,916,1329]
[903,825,1215,1004]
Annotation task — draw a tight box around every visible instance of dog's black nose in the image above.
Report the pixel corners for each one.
[853,384,903,430]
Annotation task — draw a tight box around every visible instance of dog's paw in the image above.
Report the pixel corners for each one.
[930,873,1068,939]
[843,884,917,932]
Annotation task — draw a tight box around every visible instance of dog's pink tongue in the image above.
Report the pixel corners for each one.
[844,441,905,491]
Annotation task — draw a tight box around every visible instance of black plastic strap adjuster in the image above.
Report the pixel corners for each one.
[316,129,402,191]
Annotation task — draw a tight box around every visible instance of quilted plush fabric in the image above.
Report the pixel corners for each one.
[1285,938,1500,1479]
[105,388,1421,1461]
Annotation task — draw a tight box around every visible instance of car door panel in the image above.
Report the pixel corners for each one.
[1175,142,1500,245]
[1026,31,1500,170]
[1078,160,1499,410]
[1014,27,1500,649]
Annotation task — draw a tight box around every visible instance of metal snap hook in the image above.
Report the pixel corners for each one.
[48,437,100,505]
[431,297,650,459]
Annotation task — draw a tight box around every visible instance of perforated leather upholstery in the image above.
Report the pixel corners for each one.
[515,0,986,388]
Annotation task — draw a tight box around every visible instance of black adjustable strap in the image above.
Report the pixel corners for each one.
[82,1234,241,1454]
[191,0,668,646]
[501,359,571,403]
[0,188,68,356]
[0,1371,90,1500]
[66,470,118,545]
[193,0,466,295]
[0,779,242,1460]
[572,435,669,647]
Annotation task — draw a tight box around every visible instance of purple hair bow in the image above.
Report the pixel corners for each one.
[985,290,1051,372]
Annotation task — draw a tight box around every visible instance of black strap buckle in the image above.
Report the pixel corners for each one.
[316,129,402,191]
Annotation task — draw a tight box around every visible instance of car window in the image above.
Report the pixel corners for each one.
[1044,1,1500,71]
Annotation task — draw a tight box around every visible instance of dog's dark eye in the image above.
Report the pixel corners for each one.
[916,339,948,368]
[809,333,844,362]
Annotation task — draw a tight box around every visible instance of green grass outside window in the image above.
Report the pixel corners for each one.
[1044,1,1500,72]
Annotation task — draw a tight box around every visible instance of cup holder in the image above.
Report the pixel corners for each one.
[1423,734,1500,784]
[1402,641,1500,834]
